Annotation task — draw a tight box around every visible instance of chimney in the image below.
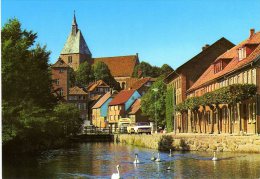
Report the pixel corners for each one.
[136,53,139,57]
[250,28,255,38]
[202,44,210,51]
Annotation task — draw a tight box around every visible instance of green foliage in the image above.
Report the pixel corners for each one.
[165,87,174,132]
[53,103,83,136]
[133,61,174,78]
[75,61,92,86]
[161,64,174,76]
[141,77,167,126]
[2,19,83,153]
[2,18,55,108]
[91,61,120,90]
[176,84,257,112]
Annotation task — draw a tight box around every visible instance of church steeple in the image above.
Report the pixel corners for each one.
[72,10,78,35]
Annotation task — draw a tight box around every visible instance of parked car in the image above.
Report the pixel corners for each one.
[127,122,152,134]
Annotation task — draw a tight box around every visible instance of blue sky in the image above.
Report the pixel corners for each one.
[2,0,260,69]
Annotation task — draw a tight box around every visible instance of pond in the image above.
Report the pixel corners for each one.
[3,142,260,178]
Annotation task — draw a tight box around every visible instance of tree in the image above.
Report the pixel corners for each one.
[75,61,92,86]
[141,77,167,127]
[53,103,83,136]
[2,18,56,144]
[2,18,56,108]
[92,61,120,90]
[133,61,174,78]
[133,61,153,78]
[161,64,174,77]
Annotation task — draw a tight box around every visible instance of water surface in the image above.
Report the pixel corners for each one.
[3,142,260,178]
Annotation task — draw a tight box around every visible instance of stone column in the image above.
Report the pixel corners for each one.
[237,103,241,134]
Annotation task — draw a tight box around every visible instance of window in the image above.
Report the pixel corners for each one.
[56,79,60,85]
[68,56,72,63]
[60,89,63,96]
[238,47,246,61]
[59,69,64,73]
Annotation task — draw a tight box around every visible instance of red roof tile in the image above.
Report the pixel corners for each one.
[128,99,141,114]
[94,55,139,77]
[188,32,260,92]
[109,89,136,106]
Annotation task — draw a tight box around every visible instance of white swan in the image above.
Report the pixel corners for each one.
[151,152,157,161]
[155,153,161,162]
[169,149,173,157]
[133,153,140,164]
[111,165,120,179]
[166,166,171,170]
[212,152,218,161]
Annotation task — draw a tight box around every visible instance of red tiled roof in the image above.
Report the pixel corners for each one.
[86,80,109,92]
[52,58,70,68]
[69,86,88,95]
[94,55,139,77]
[188,32,260,92]
[109,89,136,106]
[130,77,153,90]
[163,37,235,84]
[128,99,141,114]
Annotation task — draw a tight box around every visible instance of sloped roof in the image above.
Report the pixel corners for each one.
[86,80,110,92]
[92,92,112,109]
[128,99,141,115]
[125,78,139,89]
[69,86,88,95]
[130,77,154,90]
[61,30,92,55]
[164,37,234,84]
[188,32,260,92]
[93,55,139,77]
[52,58,70,68]
[109,89,136,106]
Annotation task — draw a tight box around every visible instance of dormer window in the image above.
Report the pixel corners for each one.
[238,47,246,61]
[68,56,72,63]
[214,61,223,74]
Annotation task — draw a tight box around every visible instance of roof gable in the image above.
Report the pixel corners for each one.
[86,80,110,92]
[93,55,139,77]
[164,37,234,84]
[189,32,260,92]
[52,58,70,68]
[69,86,88,95]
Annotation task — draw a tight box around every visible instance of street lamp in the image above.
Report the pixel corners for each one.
[152,88,158,133]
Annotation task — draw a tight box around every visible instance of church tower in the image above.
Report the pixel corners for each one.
[60,11,92,70]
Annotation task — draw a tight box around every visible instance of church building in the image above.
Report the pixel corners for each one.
[54,12,139,90]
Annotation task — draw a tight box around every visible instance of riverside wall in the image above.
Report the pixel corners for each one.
[115,133,260,153]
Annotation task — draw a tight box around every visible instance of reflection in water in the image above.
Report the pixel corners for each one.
[3,142,260,178]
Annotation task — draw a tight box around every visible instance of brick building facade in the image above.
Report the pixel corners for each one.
[164,37,235,133]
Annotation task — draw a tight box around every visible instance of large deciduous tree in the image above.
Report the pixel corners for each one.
[141,77,167,127]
